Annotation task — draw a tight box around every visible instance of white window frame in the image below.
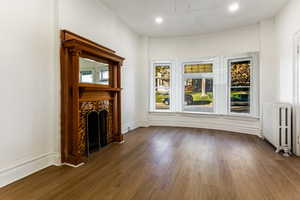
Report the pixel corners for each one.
[148,53,259,118]
[225,53,259,117]
[150,60,174,112]
[181,58,218,114]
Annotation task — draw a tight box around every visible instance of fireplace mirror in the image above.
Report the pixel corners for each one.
[79,57,109,85]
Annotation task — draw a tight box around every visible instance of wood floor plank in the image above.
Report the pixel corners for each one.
[1,127,300,200]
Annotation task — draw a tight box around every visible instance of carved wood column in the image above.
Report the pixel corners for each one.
[70,48,82,164]
[116,63,123,142]
[112,62,123,142]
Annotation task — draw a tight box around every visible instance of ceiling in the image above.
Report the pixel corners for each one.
[100,0,289,37]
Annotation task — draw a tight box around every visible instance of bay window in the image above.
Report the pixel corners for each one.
[150,53,259,117]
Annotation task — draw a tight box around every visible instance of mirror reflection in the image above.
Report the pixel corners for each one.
[79,57,109,85]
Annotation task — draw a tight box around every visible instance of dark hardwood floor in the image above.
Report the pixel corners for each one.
[1,127,300,200]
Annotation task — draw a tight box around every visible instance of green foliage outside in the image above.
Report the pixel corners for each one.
[185,92,213,102]
[231,90,248,97]
[156,91,248,104]
[156,91,252,104]
[156,93,169,103]
[156,92,214,104]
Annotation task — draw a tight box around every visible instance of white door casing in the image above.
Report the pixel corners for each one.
[292,31,300,156]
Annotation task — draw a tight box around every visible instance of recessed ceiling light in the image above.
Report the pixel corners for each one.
[228,2,239,13]
[155,17,163,24]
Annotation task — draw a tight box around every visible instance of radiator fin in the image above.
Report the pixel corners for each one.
[274,104,292,156]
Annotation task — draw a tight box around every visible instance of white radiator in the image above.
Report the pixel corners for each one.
[263,103,292,156]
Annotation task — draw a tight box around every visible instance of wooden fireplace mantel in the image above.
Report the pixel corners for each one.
[79,83,122,92]
[60,30,125,166]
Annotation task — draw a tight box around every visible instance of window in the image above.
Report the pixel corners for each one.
[183,62,215,113]
[99,70,109,85]
[80,71,93,83]
[151,62,172,111]
[229,59,251,114]
[149,53,259,117]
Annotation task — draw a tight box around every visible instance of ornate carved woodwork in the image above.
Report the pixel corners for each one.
[60,30,124,165]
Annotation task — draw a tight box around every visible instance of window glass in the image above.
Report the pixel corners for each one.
[99,71,109,81]
[184,78,214,112]
[80,71,93,83]
[230,60,251,113]
[155,65,170,110]
[184,64,213,73]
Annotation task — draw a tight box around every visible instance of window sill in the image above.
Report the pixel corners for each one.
[148,111,260,120]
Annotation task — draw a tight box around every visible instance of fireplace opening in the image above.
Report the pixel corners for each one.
[86,110,108,155]
[99,110,108,147]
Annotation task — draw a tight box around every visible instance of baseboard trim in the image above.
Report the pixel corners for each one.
[148,120,260,136]
[148,117,261,136]
[121,117,260,136]
[122,120,149,134]
[0,152,60,188]
[62,162,84,168]
[121,119,260,136]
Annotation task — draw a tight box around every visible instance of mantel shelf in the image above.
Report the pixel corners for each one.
[79,83,122,92]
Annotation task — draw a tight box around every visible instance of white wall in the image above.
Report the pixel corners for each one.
[145,24,273,135]
[0,0,59,187]
[259,19,279,103]
[276,0,300,103]
[259,19,280,145]
[137,36,150,125]
[149,25,260,60]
